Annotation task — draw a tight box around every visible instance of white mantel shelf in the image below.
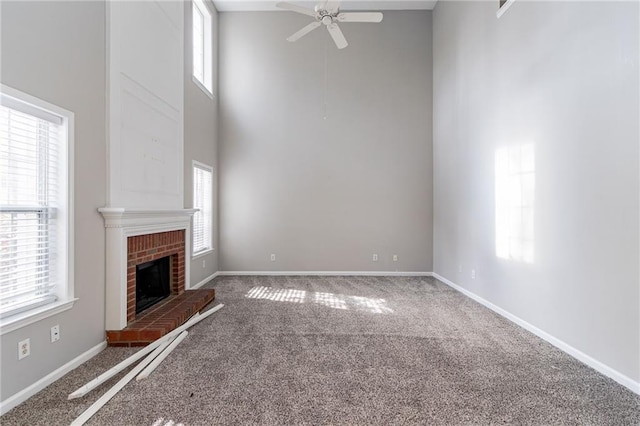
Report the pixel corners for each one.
[98,207,197,228]
[98,207,197,330]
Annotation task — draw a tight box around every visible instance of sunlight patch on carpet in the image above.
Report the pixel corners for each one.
[152,417,184,426]
[245,286,393,314]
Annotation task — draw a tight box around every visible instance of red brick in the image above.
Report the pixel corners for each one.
[119,330,140,340]
[140,329,163,341]
[106,331,120,342]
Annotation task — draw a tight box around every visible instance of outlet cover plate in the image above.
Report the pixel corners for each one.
[18,338,30,360]
[51,325,60,343]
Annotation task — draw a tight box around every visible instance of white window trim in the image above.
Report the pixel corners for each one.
[0,84,76,335]
[497,0,516,18]
[192,0,214,97]
[192,160,214,258]
[192,247,215,260]
[0,299,77,336]
[192,75,214,100]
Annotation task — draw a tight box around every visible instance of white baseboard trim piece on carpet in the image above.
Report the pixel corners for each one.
[431,272,640,396]
[0,341,107,416]
[217,271,433,277]
[190,271,219,289]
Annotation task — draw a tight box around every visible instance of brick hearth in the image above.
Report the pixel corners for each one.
[106,288,216,346]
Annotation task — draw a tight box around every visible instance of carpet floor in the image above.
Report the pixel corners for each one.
[2,276,639,425]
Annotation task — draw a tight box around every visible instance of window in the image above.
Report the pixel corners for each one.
[192,161,213,256]
[192,0,213,96]
[0,85,74,328]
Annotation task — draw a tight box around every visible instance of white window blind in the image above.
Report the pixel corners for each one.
[193,162,213,255]
[0,98,63,318]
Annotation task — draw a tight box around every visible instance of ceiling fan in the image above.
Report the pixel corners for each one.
[276,1,383,49]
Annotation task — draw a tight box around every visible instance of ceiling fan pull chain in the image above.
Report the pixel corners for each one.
[323,37,328,120]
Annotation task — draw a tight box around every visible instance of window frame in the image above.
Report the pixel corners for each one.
[192,0,214,98]
[0,84,76,335]
[191,160,214,259]
[497,0,516,18]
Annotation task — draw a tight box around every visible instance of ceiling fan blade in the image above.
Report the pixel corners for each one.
[324,0,341,13]
[287,21,322,42]
[276,2,316,17]
[337,12,383,23]
[327,23,348,49]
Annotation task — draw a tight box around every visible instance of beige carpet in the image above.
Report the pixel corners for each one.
[2,276,639,425]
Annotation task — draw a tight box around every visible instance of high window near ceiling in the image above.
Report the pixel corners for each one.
[0,85,75,332]
[192,0,213,97]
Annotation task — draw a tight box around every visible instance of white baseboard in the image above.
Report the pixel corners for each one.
[0,341,107,416]
[190,271,219,289]
[431,272,640,396]
[216,271,433,277]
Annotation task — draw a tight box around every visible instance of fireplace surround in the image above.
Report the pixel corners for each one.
[99,208,196,330]
[127,231,184,321]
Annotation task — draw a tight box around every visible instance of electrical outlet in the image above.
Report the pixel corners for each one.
[471,269,476,280]
[270,254,276,262]
[51,325,60,343]
[458,264,463,273]
[18,338,30,360]
[202,260,206,268]
[372,254,378,262]
[393,255,398,262]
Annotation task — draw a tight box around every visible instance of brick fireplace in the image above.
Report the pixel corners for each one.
[99,208,195,330]
[99,208,216,346]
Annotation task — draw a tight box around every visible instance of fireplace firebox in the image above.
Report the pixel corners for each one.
[136,256,171,314]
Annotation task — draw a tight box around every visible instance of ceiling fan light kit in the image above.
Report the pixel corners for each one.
[276,1,384,49]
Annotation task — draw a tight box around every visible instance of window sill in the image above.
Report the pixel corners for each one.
[192,247,214,260]
[0,298,78,336]
[192,75,215,100]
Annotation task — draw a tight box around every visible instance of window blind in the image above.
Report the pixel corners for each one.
[0,101,61,318]
[193,163,212,255]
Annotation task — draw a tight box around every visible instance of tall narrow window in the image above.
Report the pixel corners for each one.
[0,86,74,322]
[192,161,213,256]
[192,0,213,96]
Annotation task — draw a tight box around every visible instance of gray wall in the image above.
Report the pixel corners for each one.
[0,1,107,399]
[433,1,639,382]
[184,0,220,285]
[218,11,433,272]
[0,0,220,402]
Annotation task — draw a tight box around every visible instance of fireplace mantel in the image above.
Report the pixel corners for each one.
[98,208,197,228]
[99,207,197,330]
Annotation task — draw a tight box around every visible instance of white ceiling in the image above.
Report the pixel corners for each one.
[213,0,438,12]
